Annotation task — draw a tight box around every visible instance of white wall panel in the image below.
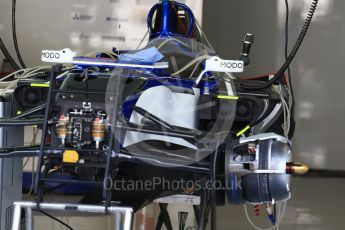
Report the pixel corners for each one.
[280,0,345,170]
[203,0,344,170]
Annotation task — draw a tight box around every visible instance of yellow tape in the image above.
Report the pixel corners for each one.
[236,125,251,137]
[30,83,50,88]
[217,95,239,100]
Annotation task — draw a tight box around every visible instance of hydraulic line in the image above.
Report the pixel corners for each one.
[210,139,220,230]
[0,118,44,126]
[243,0,319,90]
[14,104,46,119]
[0,146,40,158]
[12,0,26,68]
[0,37,20,70]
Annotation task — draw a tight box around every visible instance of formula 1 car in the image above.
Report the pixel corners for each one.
[0,0,318,229]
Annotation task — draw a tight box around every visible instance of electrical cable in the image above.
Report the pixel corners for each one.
[210,138,220,230]
[23,156,30,168]
[23,155,35,197]
[0,37,20,70]
[0,68,27,82]
[136,30,149,49]
[23,127,39,168]
[195,20,215,52]
[189,59,204,78]
[39,210,74,230]
[171,55,211,76]
[0,118,44,126]
[156,37,190,51]
[12,0,26,68]
[0,150,39,158]
[14,104,46,119]
[243,0,319,90]
[0,65,70,94]
[284,0,295,126]
[23,127,39,197]
[244,202,287,230]
[277,84,291,138]
[0,66,52,95]
[285,0,292,93]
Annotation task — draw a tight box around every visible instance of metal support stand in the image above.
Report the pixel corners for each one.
[12,202,133,230]
[25,207,34,230]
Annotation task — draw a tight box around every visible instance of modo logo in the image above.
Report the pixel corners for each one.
[42,52,60,59]
[220,61,243,69]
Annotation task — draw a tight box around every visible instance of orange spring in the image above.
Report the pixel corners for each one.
[92,118,105,140]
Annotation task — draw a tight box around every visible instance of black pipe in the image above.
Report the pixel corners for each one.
[0,146,39,158]
[133,106,175,130]
[0,37,20,70]
[35,65,60,198]
[302,169,345,179]
[0,118,44,126]
[14,104,46,119]
[12,0,26,68]
[210,138,220,230]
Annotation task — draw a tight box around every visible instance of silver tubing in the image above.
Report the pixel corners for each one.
[25,207,34,230]
[12,202,134,230]
[123,210,133,230]
[114,212,122,230]
[12,204,22,230]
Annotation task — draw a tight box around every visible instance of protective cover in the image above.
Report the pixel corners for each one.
[105,36,237,167]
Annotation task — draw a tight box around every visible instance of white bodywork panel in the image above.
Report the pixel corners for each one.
[124,86,199,149]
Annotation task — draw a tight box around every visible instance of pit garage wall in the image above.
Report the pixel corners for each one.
[0,0,203,67]
[203,0,344,171]
[0,0,343,171]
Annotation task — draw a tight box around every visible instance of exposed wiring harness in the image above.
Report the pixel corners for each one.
[12,0,26,68]
[0,67,71,95]
[243,0,319,90]
[137,15,218,80]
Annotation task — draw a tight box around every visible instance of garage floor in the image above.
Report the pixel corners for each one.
[29,177,345,230]
[215,177,345,230]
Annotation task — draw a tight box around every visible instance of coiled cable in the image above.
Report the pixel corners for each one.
[244,0,319,90]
